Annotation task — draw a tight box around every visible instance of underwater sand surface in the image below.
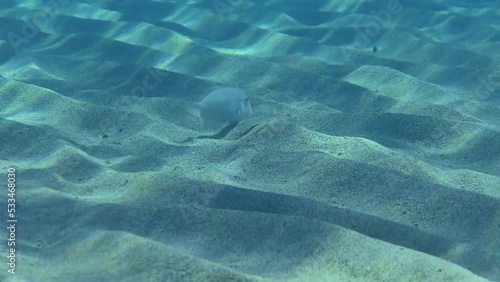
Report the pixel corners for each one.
[0,0,499,281]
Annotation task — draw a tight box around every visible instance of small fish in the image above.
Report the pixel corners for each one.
[186,87,253,129]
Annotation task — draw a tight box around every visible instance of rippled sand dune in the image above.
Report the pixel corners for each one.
[0,0,499,281]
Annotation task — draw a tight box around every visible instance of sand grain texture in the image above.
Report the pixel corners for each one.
[0,0,498,281]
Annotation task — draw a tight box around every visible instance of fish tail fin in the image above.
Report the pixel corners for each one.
[185,102,201,118]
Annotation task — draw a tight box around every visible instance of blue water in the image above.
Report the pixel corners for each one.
[0,1,499,281]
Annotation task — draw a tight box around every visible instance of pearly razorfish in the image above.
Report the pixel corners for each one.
[186,87,253,129]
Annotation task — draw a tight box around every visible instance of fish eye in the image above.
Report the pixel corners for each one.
[245,97,249,102]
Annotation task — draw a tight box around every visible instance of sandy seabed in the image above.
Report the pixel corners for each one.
[0,0,499,281]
